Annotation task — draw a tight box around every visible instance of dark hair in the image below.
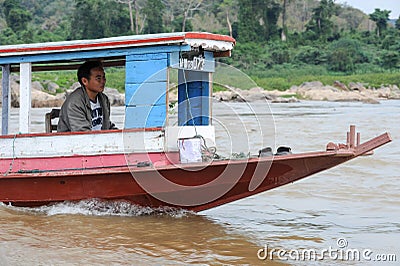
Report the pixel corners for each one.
[77,61,103,86]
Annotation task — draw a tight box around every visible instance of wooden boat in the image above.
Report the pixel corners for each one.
[0,32,392,212]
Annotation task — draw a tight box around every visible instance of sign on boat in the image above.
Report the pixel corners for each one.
[0,32,392,212]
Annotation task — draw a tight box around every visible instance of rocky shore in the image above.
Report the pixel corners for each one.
[1,75,399,107]
[213,81,400,104]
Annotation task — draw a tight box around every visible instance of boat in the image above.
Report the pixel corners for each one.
[0,32,392,212]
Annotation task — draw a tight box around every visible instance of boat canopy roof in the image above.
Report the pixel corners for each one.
[0,32,235,71]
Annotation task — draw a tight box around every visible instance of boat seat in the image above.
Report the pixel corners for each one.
[45,108,60,133]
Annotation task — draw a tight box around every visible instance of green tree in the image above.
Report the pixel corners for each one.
[369,9,391,38]
[379,50,400,69]
[327,38,368,73]
[238,0,280,43]
[171,16,193,32]
[69,0,130,40]
[0,28,20,45]
[294,45,327,65]
[305,0,336,41]
[395,15,400,30]
[3,0,32,32]
[143,0,164,33]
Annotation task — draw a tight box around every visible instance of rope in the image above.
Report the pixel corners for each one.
[4,133,18,176]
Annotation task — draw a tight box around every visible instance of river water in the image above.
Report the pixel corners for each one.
[0,100,398,265]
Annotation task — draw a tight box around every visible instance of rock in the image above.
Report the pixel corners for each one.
[333,81,348,91]
[300,81,324,89]
[31,90,65,107]
[348,82,366,92]
[46,82,60,93]
[10,76,20,107]
[362,98,380,104]
[168,88,178,103]
[104,87,124,106]
[214,91,234,101]
[69,82,81,91]
[271,96,299,103]
[32,81,44,91]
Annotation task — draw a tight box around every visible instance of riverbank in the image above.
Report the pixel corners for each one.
[1,75,399,107]
[213,81,400,104]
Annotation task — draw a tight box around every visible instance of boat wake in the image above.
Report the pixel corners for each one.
[0,199,193,218]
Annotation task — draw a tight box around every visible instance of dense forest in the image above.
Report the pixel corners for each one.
[0,0,399,90]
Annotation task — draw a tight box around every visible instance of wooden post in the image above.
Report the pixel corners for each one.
[349,125,356,148]
[1,64,11,135]
[19,62,32,133]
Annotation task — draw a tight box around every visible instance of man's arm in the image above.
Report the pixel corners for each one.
[67,101,92,131]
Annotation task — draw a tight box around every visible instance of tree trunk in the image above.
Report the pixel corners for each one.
[128,1,134,32]
[134,0,140,34]
[226,10,232,37]
[281,31,287,41]
[182,10,188,32]
[281,0,287,41]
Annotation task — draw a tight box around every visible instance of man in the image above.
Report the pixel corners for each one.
[57,60,117,132]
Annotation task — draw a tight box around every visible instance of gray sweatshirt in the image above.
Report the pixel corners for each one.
[57,86,116,132]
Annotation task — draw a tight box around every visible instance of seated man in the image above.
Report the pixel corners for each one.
[58,60,117,132]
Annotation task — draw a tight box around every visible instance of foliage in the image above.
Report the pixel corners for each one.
[293,45,327,65]
[369,8,391,37]
[396,16,400,30]
[69,0,130,40]
[2,0,32,32]
[253,68,400,90]
[143,0,165,34]
[237,0,280,42]
[305,0,337,41]
[326,38,369,73]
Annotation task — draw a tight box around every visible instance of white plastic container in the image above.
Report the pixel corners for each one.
[178,137,202,163]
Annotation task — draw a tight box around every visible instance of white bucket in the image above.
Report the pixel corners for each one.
[178,137,202,163]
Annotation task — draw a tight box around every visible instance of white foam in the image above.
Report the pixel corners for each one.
[1,199,193,218]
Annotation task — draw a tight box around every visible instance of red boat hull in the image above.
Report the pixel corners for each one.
[0,152,352,211]
[0,130,392,212]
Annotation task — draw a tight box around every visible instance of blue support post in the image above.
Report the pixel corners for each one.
[178,70,210,126]
[125,53,168,128]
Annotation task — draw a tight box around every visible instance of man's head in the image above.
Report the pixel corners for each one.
[77,60,106,100]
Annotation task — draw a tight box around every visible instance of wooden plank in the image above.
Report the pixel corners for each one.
[0,130,164,158]
[126,53,168,61]
[125,82,167,106]
[125,57,168,84]
[125,105,166,128]
[1,64,10,135]
[19,63,32,133]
